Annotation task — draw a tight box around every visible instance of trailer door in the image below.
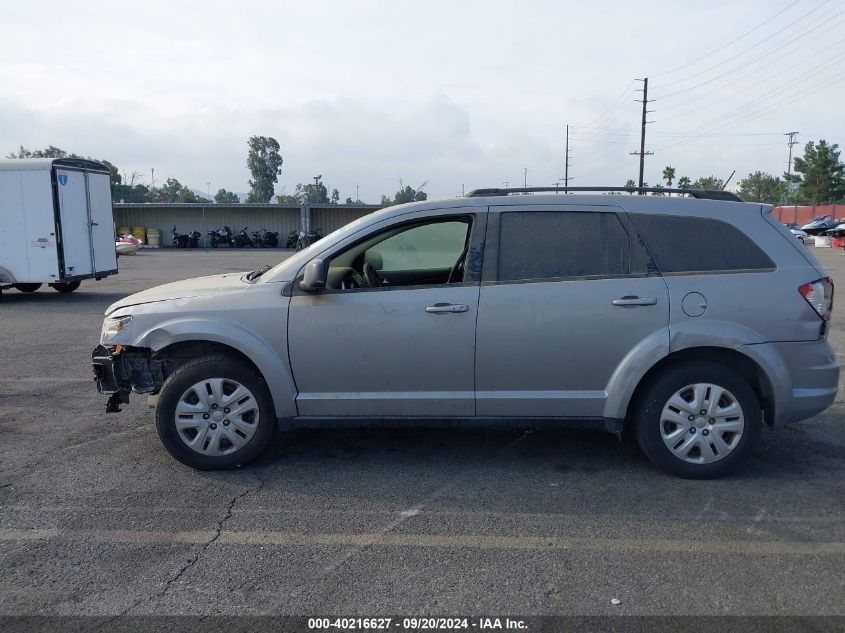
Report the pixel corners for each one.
[55,168,93,277]
[87,171,118,274]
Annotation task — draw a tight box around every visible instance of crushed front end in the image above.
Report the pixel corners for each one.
[92,345,164,412]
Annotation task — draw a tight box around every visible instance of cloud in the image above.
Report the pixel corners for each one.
[0,93,558,200]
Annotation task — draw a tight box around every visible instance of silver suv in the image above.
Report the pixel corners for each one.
[93,187,839,478]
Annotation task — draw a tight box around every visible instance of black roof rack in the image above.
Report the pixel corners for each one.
[465,186,743,202]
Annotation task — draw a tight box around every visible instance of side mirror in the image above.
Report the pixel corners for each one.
[300,259,327,291]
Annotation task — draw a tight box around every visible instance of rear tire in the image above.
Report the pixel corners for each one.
[14,283,41,293]
[49,281,81,293]
[634,361,762,479]
[155,355,277,470]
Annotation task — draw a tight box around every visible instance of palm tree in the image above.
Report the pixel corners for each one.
[678,176,691,190]
[662,165,676,190]
[624,178,636,194]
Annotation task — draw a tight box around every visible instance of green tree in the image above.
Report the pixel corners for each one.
[246,135,283,203]
[276,193,299,204]
[383,180,428,204]
[662,165,676,189]
[344,196,354,204]
[677,176,692,189]
[624,178,637,194]
[6,145,74,159]
[294,176,330,204]
[737,171,787,205]
[214,188,240,204]
[651,183,665,196]
[791,140,845,204]
[690,176,725,190]
[330,188,340,204]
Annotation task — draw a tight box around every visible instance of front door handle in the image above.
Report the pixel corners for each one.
[426,303,469,314]
[612,296,657,307]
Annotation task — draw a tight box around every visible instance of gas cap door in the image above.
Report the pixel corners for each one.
[682,291,707,317]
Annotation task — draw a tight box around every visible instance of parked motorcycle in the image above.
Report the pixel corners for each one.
[286,230,299,249]
[233,226,254,248]
[187,230,201,248]
[207,226,233,248]
[294,228,323,251]
[171,226,189,248]
[252,228,279,248]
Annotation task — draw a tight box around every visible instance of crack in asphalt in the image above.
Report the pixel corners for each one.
[154,471,265,600]
[93,471,264,627]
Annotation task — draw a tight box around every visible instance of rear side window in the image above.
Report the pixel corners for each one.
[497,211,645,281]
[631,214,775,274]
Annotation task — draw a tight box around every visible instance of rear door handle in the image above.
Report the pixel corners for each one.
[612,296,657,306]
[426,303,469,314]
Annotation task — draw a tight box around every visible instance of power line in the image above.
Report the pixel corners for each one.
[655,61,845,149]
[655,0,833,88]
[655,33,845,122]
[653,4,845,101]
[651,0,804,79]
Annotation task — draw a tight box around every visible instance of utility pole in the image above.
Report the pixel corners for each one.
[564,124,572,190]
[785,131,799,176]
[503,181,509,188]
[355,185,359,202]
[206,181,211,200]
[523,168,528,188]
[150,168,155,190]
[630,77,654,193]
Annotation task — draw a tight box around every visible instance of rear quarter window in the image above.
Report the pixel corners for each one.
[630,214,775,274]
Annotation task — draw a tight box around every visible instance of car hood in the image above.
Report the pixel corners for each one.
[105,273,250,315]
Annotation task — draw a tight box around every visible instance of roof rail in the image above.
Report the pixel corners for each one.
[465,186,743,202]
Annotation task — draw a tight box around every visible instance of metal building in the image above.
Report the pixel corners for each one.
[113,202,383,247]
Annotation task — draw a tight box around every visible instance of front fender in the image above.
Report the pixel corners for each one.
[132,317,297,419]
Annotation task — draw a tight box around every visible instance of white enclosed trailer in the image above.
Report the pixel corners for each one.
[0,158,118,300]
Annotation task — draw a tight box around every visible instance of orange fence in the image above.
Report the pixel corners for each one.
[772,204,842,225]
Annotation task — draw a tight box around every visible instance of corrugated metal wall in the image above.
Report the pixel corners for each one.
[113,203,381,247]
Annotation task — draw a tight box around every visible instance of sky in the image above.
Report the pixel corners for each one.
[1,0,843,202]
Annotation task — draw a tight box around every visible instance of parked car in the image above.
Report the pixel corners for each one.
[92,187,838,478]
[786,225,813,244]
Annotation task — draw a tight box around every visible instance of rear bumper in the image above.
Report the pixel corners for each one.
[773,339,839,423]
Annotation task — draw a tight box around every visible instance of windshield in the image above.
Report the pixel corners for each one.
[259,212,390,283]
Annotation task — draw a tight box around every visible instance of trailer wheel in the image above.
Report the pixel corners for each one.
[49,281,81,293]
[14,283,41,293]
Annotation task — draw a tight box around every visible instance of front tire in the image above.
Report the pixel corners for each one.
[634,361,762,479]
[49,281,81,293]
[155,356,277,470]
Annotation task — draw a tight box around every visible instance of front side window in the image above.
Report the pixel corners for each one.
[497,211,642,281]
[326,218,471,290]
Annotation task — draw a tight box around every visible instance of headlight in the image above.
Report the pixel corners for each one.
[101,316,133,344]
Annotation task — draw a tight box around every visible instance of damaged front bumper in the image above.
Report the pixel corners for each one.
[92,345,163,412]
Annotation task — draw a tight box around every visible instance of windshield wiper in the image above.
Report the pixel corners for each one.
[246,265,271,282]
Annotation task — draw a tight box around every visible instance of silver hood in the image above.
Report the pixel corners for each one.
[105,273,250,315]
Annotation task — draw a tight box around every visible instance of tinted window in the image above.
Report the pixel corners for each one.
[497,211,641,281]
[371,221,468,272]
[631,214,774,273]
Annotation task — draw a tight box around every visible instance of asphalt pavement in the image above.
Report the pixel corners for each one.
[0,246,843,619]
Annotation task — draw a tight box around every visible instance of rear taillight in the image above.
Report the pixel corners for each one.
[799,278,834,321]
